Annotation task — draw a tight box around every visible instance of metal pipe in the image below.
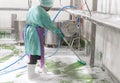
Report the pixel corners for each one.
[109,0,111,13]
[84,0,92,16]
[101,0,103,12]
[0,8,61,11]
[28,0,32,9]
[115,0,118,14]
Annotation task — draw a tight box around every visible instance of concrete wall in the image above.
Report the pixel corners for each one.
[82,0,120,81]
[95,26,120,81]
[83,19,120,82]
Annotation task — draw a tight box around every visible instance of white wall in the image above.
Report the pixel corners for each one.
[0,0,28,8]
[96,0,120,81]
[0,11,27,28]
[97,0,120,14]
[0,0,70,29]
[82,0,120,14]
[95,25,120,82]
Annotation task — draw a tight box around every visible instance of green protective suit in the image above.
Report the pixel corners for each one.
[24,5,58,56]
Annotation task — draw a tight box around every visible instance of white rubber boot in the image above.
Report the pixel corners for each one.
[28,64,59,81]
[27,64,39,80]
[41,65,48,74]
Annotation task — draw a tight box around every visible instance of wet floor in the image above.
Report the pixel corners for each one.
[14,64,112,83]
[0,44,114,83]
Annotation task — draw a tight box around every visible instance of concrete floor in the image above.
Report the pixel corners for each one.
[0,43,114,83]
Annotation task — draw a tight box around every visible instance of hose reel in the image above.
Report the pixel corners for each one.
[60,20,79,37]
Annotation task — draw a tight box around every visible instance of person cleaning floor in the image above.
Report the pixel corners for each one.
[24,0,63,80]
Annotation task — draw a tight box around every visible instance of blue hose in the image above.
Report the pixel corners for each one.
[45,6,77,58]
[45,38,61,58]
[0,54,27,71]
[44,6,77,36]
[0,6,77,76]
[0,65,27,76]
[53,6,77,22]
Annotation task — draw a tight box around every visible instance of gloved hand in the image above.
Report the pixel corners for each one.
[55,29,64,39]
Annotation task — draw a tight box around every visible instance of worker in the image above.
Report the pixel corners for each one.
[24,0,63,80]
